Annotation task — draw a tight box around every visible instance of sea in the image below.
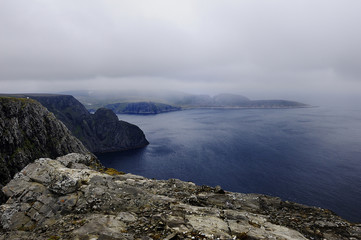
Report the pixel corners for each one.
[96,106,361,223]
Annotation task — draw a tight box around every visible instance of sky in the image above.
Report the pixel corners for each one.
[1,0,361,103]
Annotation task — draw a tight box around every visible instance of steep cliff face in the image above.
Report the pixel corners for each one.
[0,97,92,196]
[26,95,149,152]
[91,108,149,152]
[1,153,360,240]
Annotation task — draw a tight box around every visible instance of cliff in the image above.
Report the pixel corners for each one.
[105,102,181,114]
[9,94,149,153]
[0,97,93,202]
[0,153,360,239]
[91,108,150,152]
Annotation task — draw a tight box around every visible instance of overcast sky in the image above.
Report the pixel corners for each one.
[1,0,361,102]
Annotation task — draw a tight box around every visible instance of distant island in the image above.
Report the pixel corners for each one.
[105,102,181,114]
[63,90,311,114]
[172,93,310,109]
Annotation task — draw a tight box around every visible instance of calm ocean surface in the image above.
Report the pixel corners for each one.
[97,107,361,222]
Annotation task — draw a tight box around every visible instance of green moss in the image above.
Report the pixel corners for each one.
[47,236,60,240]
[101,167,125,176]
[18,224,36,231]
[89,162,103,171]
[9,137,43,163]
[71,219,86,226]
[0,96,37,105]
[10,147,22,160]
[73,125,83,137]
[46,112,56,120]
[24,138,34,149]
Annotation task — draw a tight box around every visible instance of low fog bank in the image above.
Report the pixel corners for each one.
[56,87,361,110]
[1,0,360,110]
[1,77,359,109]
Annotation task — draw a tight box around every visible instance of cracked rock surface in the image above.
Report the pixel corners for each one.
[1,153,360,240]
[0,97,93,203]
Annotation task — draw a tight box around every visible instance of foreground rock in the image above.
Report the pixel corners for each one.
[0,97,92,202]
[1,154,360,240]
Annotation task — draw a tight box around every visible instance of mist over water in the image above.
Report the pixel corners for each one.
[97,107,361,222]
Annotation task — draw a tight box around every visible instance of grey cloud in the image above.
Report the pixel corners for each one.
[1,0,361,100]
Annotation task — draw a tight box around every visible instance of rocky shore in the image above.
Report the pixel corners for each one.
[1,153,360,240]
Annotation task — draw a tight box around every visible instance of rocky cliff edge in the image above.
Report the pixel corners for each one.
[1,94,149,153]
[1,153,360,240]
[0,97,94,202]
[30,94,149,153]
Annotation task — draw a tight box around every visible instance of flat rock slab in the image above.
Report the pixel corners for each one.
[0,153,360,239]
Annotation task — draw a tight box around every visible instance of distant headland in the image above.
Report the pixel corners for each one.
[62,90,311,114]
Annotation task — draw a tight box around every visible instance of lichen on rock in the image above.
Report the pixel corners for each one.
[0,153,360,240]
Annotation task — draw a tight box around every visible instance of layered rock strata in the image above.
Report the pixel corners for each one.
[1,153,360,240]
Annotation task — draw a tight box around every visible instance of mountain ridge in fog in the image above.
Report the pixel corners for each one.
[60,90,310,110]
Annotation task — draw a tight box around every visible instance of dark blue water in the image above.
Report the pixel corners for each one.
[97,107,361,222]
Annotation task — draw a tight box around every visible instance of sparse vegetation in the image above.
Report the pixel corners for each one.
[47,236,60,240]
[102,167,125,175]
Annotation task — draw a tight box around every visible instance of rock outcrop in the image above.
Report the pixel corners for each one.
[1,153,360,240]
[3,94,149,153]
[91,108,150,152]
[0,97,92,201]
